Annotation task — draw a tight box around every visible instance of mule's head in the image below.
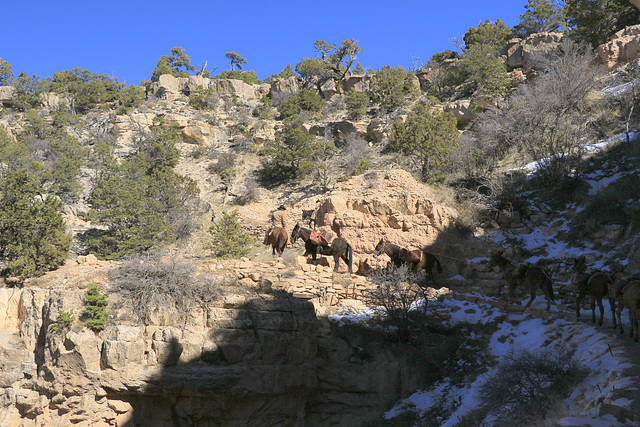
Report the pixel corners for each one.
[291,223,301,243]
[572,256,587,273]
[373,239,385,257]
[487,250,504,269]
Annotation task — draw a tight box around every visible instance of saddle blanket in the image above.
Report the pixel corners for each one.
[310,230,332,246]
[399,248,422,263]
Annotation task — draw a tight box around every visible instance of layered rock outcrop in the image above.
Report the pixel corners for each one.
[0,281,434,426]
[146,74,269,105]
[597,24,640,70]
[313,169,457,269]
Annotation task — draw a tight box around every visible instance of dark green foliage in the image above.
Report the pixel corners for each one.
[205,210,254,259]
[52,309,75,332]
[0,169,71,278]
[87,123,200,258]
[0,58,14,86]
[151,46,196,81]
[264,64,296,84]
[12,72,41,112]
[215,70,261,85]
[430,50,460,64]
[47,133,86,202]
[460,44,511,99]
[277,88,321,118]
[370,65,418,112]
[115,84,145,115]
[260,115,319,183]
[345,89,369,119]
[515,0,566,37]
[224,52,248,71]
[81,284,109,331]
[296,39,362,95]
[189,87,216,110]
[566,0,639,48]
[391,103,459,181]
[463,19,513,49]
[41,68,124,114]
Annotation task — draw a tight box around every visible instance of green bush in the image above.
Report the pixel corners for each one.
[370,65,418,112]
[189,87,216,110]
[52,309,75,332]
[260,115,319,183]
[345,90,369,119]
[0,169,71,278]
[205,211,254,259]
[278,89,322,118]
[81,285,109,331]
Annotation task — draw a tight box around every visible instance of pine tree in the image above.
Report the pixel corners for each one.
[0,169,71,278]
[205,211,254,259]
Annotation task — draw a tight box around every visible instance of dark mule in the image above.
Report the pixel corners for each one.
[291,223,353,274]
[301,209,317,229]
[263,227,288,257]
[611,276,640,341]
[487,250,555,311]
[373,239,443,275]
[571,256,614,326]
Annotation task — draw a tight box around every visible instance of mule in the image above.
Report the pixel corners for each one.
[301,209,317,229]
[373,239,443,276]
[291,223,353,274]
[614,279,640,342]
[263,227,288,257]
[571,256,614,326]
[487,250,555,311]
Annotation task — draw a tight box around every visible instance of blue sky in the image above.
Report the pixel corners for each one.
[2,0,529,85]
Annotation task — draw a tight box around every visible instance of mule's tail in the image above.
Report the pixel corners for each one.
[277,233,286,253]
[347,243,354,274]
[541,268,555,301]
[434,256,443,274]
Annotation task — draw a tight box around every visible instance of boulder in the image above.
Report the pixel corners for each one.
[597,24,640,70]
[0,86,15,106]
[270,76,301,100]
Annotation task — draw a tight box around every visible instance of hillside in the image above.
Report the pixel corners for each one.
[1,21,640,426]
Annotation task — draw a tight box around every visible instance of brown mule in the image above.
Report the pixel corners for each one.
[487,250,555,311]
[571,256,614,326]
[374,239,443,276]
[263,227,288,257]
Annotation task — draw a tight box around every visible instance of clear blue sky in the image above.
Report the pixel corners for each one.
[2,0,529,86]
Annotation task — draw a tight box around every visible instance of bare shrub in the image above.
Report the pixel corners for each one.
[109,250,224,324]
[207,152,237,176]
[364,265,433,340]
[234,177,260,206]
[468,40,607,189]
[471,347,588,425]
[341,133,372,171]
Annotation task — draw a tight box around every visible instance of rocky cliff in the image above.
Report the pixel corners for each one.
[0,285,432,426]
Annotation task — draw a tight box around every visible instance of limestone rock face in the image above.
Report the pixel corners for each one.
[315,169,457,269]
[597,24,640,70]
[270,76,302,100]
[146,74,263,104]
[503,32,564,73]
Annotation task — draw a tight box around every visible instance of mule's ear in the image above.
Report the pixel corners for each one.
[494,249,503,256]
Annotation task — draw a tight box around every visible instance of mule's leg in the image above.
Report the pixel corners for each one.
[596,297,604,326]
[610,298,617,329]
[629,309,635,339]
[632,309,639,342]
[508,281,518,305]
[618,304,625,335]
[524,285,535,309]
[590,298,596,324]
[333,254,340,272]
[576,292,584,319]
